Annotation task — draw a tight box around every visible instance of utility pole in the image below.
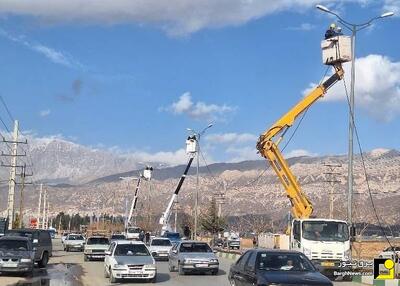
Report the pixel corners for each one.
[316,3,394,244]
[42,187,47,229]
[323,163,342,219]
[187,124,213,239]
[37,184,43,229]
[17,164,32,228]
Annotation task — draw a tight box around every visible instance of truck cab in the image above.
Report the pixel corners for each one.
[290,219,350,275]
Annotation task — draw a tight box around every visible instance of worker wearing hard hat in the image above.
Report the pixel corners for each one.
[325,23,342,39]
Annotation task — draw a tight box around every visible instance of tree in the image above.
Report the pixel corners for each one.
[200,198,226,235]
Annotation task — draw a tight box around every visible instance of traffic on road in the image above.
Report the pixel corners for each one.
[0,231,361,286]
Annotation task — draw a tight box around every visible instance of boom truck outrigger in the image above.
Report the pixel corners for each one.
[256,35,353,276]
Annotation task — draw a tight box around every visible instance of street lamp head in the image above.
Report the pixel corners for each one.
[207,123,213,129]
[316,4,331,13]
[380,12,394,18]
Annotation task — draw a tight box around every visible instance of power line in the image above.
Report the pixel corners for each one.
[0,95,15,123]
[342,76,396,254]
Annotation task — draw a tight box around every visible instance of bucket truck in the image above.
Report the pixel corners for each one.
[256,35,353,276]
[159,136,196,235]
[126,166,153,240]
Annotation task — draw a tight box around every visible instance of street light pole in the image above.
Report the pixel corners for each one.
[187,124,213,239]
[316,4,394,233]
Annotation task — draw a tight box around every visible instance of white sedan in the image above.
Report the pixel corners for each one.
[104,240,156,283]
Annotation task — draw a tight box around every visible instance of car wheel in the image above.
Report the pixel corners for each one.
[229,279,237,286]
[178,263,185,275]
[104,266,109,278]
[38,252,49,268]
[211,269,218,275]
[84,255,88,262]
[66,246,69,252]
[149,275,157,283]
[109,270,118,283]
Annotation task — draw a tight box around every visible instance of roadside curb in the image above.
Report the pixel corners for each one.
[352,276,400,285]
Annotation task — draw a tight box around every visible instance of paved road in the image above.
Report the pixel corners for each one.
[0,239,362,286]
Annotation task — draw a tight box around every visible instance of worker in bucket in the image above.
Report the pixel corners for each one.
[325,23,342,39]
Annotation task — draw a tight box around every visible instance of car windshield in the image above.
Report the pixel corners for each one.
[180,243,212,253]
[68,235,84,240]
[151,239,171,246]
[111,235,126,240]
[0,240,29,251]
[127,228,140,234]
[87,237,109,245]
[302,221,349,242]
[258,253,315,272]
[114,244,150,256]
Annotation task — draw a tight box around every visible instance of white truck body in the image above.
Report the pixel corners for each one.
[290,218,350,274]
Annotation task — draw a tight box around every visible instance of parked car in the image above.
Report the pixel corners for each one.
[110,234,126,243]
[64,234,85,252]
[229,249,333,286]
[168,240,219,275]
[224,233,240,250]
[104,240,156,283]
[378,246,400,262]
[149,237,172,260]
[5,229,52,268]
[84,236,110,261]
[0,236,35,275]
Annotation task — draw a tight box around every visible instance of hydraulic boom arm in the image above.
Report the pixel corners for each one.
[127,177,142,226]
[256,64,344,219]
[159,156,194,232]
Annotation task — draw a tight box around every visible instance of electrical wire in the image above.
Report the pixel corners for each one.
[0,95,15,123]
[341,76,396,255]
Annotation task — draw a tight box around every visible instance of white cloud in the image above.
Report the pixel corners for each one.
[165,92,236,121]
[285,149,318,158]
[226,146,259,162]
[383,0,400,16]
[205,132,257,144]
[303,54,400,122]
[0,28,83,69]
[0,0,367,35]
[287,23,315,31]
[39,109,51,117]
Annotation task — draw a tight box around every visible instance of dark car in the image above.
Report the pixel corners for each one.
[210,237,224,248]
[162,231,181,245]
[5,229,52,268]
[0,236,34,275]
[229,249,333,286]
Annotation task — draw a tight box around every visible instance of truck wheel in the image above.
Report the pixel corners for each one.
[178,263,185,275]
[38,252,48,268]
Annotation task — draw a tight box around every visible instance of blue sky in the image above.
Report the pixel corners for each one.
[0,0,399,165]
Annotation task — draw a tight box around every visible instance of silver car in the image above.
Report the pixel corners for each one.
[168,241,219,275]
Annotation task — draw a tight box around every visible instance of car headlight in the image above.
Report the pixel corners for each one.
[210,259,219,263]
[85,249,92,253]
[20,258,32,263]
[113,264,127,269]
[143,264,156,270]
[344,249,351,261]
[303,247,311,258]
